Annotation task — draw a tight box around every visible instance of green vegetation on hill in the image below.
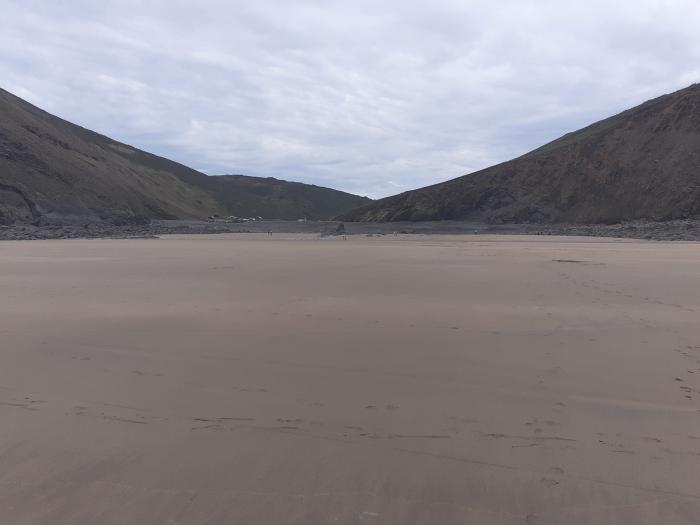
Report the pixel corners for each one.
[0,88,370,225]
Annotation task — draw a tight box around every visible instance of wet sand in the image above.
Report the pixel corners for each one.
[1,234,699,524]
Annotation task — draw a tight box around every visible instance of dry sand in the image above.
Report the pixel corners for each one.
[1,234,699,524]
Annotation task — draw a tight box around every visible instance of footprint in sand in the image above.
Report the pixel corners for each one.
[0,397,45,411]
[71,405,153,425]
[277,418,304,424]
[192,417,255,423]
[192,423,224,431]
[524,417,559,428]
[540,477,560,487]
[679,385,696,399]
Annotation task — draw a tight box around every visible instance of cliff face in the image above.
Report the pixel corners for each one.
[339,84,700,224]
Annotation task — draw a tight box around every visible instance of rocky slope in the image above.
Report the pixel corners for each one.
[178,173,371,221]
[0,88,370,225]
[339,84,700,223]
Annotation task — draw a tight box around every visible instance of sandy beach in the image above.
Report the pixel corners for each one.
[1,234,699,524]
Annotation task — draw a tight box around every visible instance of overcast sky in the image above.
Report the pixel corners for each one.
[2,1,699,197]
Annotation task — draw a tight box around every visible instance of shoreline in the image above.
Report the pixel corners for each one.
[2,218,700,241]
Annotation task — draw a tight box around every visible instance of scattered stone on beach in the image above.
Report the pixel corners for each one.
[3,218,700,241]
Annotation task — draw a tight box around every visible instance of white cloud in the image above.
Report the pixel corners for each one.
[1,0,699,197]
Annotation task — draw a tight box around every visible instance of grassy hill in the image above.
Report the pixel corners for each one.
[0,88,370,225]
